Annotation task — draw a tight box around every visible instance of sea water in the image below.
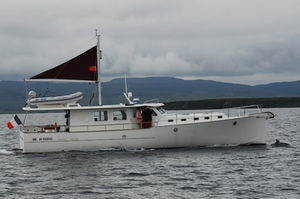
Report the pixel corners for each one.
[0,108,299,198]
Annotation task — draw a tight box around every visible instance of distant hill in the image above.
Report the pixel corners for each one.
[164,97,300,110]
[1,77,300,113]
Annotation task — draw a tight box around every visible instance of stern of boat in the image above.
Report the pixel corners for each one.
[19,130,25,152]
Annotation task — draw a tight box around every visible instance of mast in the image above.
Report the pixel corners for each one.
[124,73,128,96]
[96,29,102,106]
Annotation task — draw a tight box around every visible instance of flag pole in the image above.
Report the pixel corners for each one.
[96,29,102,106]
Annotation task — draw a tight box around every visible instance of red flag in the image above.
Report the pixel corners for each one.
[7,122,14,129]
[89,66,96,72]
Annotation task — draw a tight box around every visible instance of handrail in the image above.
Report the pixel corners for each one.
[22,121,160,133]
[227,104,262,117]
[230,104,261,110]
[158,104,263,124]
[144,99,159,103]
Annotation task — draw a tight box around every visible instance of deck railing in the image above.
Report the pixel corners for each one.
[21,122,150,133]
[226,105,262,117]
[158,104,262,125]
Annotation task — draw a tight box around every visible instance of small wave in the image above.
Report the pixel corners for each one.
[180,186,198,190]
[0,149,13,155]
[169,164,198,168]
[125,148,155,152]
[126,172,150,177]
[98,147,124,151]
[98,147,155,152]
[168,177,190,181]
[270,139,291,148]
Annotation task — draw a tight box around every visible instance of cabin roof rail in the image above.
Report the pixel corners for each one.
[144,99,159,103]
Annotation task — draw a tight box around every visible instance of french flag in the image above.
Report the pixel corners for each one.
[7,115,22,129]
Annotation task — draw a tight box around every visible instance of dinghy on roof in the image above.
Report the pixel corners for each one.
[28,92,83,108]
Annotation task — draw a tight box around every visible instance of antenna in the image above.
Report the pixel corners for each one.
[123,73,133,104]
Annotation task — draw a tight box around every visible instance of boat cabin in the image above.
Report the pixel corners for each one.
[22,103,165,133]
[68,104,164,132]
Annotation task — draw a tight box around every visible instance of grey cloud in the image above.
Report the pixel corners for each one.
[1,0,300,84]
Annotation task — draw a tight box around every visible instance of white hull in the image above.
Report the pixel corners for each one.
[19,116,268,153]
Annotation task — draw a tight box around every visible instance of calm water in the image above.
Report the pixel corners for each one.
[0,108,300,198]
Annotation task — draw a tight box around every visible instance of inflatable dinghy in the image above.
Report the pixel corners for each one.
[29,92,83,108]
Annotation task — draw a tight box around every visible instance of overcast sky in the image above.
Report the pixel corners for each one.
[1,0,300,85]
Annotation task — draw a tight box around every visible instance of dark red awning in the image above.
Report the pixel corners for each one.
[30,46,98,82]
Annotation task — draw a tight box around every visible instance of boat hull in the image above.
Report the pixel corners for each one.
[19,116,268,153]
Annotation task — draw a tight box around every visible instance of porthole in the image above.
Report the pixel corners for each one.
[233,121,237,126]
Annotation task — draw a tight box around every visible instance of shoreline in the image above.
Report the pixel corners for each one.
[1,97,300,114]
[164,97,300,110]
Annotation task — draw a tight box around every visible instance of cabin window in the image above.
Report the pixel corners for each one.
[194,117,199,121]
[204,116,210,120]
[113,110,127,120]
[152,111,157,116]
[68,104,79,107]
[94,111,108,121]
[218,115,223,119]
[181,119,187,121]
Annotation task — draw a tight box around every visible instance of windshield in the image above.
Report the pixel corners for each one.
[157,107,166,114]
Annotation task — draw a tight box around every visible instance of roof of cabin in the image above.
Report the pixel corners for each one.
[22,103,165,111]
